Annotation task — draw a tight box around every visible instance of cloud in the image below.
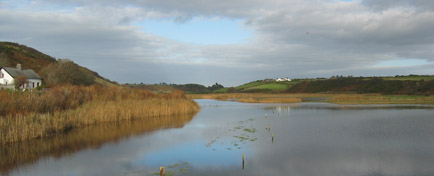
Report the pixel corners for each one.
[362,0,434,11]
[1,0,434,86]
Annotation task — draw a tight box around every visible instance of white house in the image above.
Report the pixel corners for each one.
[276,77,291,82]
[0,64,42,89]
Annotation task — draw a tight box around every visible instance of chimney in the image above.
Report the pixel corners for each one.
[17,64,22,70]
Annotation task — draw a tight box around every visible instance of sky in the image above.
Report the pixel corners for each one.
[1,0,434,86]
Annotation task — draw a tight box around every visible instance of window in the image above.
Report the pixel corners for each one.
[33,82,35,88]
[37,82,40,87]
[1,73,3,78]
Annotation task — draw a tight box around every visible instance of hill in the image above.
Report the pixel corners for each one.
[0,41,116,86]
[216,76,434,95]
[287,76,434,95]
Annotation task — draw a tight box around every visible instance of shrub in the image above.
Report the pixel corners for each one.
[39,59,94,86]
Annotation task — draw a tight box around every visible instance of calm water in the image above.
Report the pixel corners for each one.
[2,100,434,176]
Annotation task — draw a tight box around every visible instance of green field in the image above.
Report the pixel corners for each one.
[236,81,264,90]
[245,83,288,90]
[213,79,306,93]
[381,76,434,81]
[214,87,229,93]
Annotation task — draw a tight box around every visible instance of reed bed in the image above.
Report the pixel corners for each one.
[189,93,434,104]
[0,85,199,144]
[328,94,434,104]
[189,93,322,103]
[238,97,302,103]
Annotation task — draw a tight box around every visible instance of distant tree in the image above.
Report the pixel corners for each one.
[40,59,94,86]
[172,84,209,94]
[208,82,224,91]
[14,75,28,89]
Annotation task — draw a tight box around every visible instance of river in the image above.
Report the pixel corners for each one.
[2,99,434,176]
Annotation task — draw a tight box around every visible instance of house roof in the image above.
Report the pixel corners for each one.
[1,67,42,79]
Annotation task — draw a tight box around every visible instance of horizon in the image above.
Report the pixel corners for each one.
[1,0,434,87]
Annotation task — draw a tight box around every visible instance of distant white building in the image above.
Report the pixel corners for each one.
[276,77,291,82]
[0,64,42,89]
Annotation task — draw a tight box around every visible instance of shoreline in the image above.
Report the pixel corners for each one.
[188,93,434,105]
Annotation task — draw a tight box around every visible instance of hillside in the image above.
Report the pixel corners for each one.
[216,76,434,95]
[287,76,434,95]
[0,41,116,86]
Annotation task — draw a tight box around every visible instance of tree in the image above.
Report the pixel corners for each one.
[40,59,94,86]
[208,82,224,91]
[14,75,28,89]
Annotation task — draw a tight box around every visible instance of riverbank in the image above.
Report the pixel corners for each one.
[0,85,200,144]
[188,93,434,105]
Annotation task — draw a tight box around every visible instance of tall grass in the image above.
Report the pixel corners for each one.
[189,93,434,105]
[328,94,434,104]
[0,85,199,144]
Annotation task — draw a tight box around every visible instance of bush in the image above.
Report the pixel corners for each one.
[40,59,94,86]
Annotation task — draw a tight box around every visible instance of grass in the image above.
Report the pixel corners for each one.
[0,85,199,144]
[213,87,229,93]
[236,81,264,90]
[328,94,434,104]
[189,93,434,105]
[216,80,304,93]
[381,76,434,81]
[245,83,288,90]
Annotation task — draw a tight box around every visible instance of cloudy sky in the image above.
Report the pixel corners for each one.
[1,0,434,86]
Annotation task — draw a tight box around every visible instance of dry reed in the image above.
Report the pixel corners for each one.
[189,93,434,104]
[0,85,199,144]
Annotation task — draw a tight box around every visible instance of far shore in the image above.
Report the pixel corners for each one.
[188,93,434,105]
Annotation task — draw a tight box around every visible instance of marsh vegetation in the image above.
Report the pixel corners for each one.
[0,85,199,144]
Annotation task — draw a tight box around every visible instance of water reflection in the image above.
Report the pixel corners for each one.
[0,113,196,175]
[266,103,434,111]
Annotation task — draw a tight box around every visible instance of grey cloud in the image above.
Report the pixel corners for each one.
[247,3,434,63]
[1,0,434,86]
[362,0,434,11]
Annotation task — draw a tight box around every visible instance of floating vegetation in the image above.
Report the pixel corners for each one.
[207,117,259,151]
[234,126,244,130]
[243,128,257,133]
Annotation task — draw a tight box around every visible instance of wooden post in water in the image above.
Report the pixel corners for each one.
[160,167,165,176]
[272,133,274,144]
[242,153,245,170]
[265,113,267,119]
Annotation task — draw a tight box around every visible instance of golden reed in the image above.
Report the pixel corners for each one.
[0,85,199,144]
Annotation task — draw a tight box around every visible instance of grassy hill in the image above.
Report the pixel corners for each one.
[0,42,56,72]
[0,41,116,86]
[214,79,309,93]
[215,76,434,95]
